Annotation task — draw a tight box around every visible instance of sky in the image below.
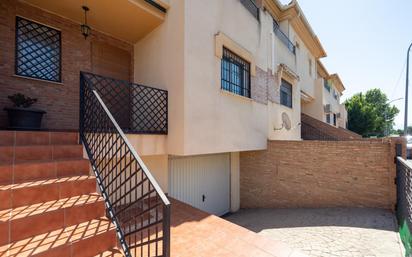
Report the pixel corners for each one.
[278,0,412,129]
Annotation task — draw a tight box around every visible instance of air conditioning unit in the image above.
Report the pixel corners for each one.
[324,104,331,113]
[336,112,341,119]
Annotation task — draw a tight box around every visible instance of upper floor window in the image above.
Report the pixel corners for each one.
[221,47,251,98]
[308,58,313,77]
[273,20,295,55]
[333,89,339,100]
[280,79,293,108]
[15,17,61,82]
[333,113,337,126]
[240,0,259,20]
[324,79,331,92]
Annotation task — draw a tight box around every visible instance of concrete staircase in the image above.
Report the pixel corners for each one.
[0,131,123,257]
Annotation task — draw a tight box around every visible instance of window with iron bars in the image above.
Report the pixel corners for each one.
[273,19,295,55]
[15,16,61,82]
[221,47,251,98]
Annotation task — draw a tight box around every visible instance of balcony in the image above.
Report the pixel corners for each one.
[81,72,168,135]
[273,20,295,55]
[240,0,260,20]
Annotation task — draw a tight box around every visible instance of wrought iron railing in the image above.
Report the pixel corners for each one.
[240,0,259,20]
[396,156,412,255]
[80,72,167,134]
[273,19,296,55]
[80,72,171,257]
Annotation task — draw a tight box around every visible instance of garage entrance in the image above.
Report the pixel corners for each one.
[169,153,230,216]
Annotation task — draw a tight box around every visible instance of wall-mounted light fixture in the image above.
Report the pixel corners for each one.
[80,6,91,39]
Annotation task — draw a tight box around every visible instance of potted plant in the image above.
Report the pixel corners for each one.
[4,93,46,130]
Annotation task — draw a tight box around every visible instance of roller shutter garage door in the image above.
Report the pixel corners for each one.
[169,153,230,216]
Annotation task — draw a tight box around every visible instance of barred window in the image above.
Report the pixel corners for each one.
[221,47,250,98]
[15,16,61,82]
[280,79,292,108]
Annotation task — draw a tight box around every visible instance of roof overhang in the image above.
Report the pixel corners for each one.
[263,0,327,58]
[19,0,169,44]
[316,60,329,78]
[330,73,345,93]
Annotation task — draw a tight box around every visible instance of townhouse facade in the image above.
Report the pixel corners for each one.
[0,0,349,217]
[302,60,348,129]
[0,0,350,255]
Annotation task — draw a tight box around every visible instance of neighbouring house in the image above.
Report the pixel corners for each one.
[0,0,354,256]
[301,60,348,129]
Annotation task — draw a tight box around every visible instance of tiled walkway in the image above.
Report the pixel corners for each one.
[170,199,308,257]
[225,208,404,257]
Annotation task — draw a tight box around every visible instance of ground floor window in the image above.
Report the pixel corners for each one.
[326,113,331,124]
[221,47,251,98]
[15,16,61,82]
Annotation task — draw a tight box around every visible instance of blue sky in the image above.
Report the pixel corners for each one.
[279,0,412,128]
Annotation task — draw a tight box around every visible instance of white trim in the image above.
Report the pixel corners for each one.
[16,15,62,31]
[220,89,253,102]
[12,74,64,85]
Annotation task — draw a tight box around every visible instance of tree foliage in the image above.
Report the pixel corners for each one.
[344,89,399,137]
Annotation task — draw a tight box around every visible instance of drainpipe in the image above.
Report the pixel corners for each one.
[404,42,412,136]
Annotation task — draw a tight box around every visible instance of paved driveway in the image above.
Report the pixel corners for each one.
[225,208,404,257]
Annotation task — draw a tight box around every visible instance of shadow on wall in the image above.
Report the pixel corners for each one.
[224,207,397,232]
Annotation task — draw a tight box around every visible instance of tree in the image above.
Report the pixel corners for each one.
[344,89,399,137]
[395,126,412,136]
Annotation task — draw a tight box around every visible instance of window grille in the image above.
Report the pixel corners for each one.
[15,16,61,82]
[221,47,251,98]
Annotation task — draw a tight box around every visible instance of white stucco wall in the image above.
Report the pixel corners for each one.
[133,0,312,156]
[134,0,185,155]
[141,154,169,193]
[301,77,324,121]
[182,0,271,155]
[230,152,240,212]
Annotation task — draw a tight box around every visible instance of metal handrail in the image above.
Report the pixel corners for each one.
[80,72,171,257]
[273,20,296,54]
[79,72,168,135]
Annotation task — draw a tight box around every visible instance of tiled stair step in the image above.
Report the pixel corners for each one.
[0,158,90,184]
[94,248,124,257]
[0,194,105,243]
[0,144,83,164]
[0,217,117,257]
[0,175,97,210]
[0,131,79,146]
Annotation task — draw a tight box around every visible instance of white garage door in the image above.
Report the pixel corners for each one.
[169,153,230,216]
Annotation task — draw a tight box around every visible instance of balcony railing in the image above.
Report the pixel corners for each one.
[80,72,168,135]
[273,20,296,54]
[240,0,259,20]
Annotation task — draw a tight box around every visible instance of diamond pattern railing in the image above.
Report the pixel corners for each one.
[15,16,61,82]
[80,72,171,257]
[80,72,168,134]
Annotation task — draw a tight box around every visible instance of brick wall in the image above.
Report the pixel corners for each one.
[301,113,362,141]
[0,0,133,130]
[251,67,280,105]
[240,138,405,210]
